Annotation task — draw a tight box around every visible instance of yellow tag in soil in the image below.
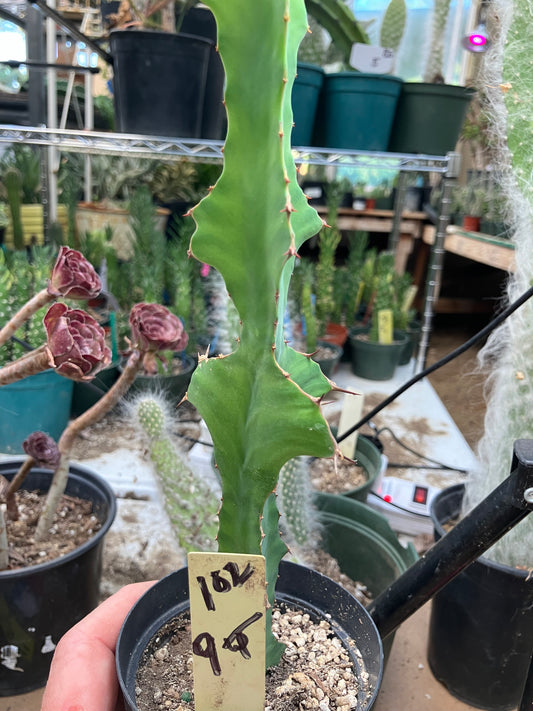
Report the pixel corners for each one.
[377,309,393,344]
[188,551,266,711]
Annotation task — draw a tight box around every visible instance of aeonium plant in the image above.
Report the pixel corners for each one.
[0,247,189,557]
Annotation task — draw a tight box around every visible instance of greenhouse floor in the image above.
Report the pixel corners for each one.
[3,318,497,711]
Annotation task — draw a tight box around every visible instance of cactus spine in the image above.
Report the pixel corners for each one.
[132,394,219,553]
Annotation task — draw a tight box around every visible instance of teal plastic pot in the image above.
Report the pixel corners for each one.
[314,491,418,660]
[0,369,73,454]
[291,62,324,147]
[315,73,403,151]
[349,327,409,380]
[388,83,475,155]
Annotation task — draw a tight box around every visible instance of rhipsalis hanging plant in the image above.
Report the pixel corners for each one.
[187,0,338,668]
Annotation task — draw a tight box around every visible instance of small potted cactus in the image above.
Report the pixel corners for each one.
[114,0,385,708]
[0,246,188,695]
[349,251,410,380]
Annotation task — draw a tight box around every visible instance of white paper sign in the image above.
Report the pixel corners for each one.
[350,43,395,73]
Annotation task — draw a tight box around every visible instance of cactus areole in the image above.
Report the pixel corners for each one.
[187,0,337,666]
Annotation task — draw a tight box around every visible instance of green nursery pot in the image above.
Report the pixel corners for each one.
[315,73,403,151]
[349,327,409,381]
[291,62,324,147]
[388,83,475,156]
[315,491,418,660]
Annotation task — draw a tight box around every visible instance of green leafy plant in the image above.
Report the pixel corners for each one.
[186,0,338,668]
[0,247,57,366]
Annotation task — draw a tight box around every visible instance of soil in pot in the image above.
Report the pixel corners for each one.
[134,603,368,711]
[2,488,102,569]
[309,435,382,502]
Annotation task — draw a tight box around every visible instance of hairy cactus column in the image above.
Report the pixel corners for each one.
[187,0,337,667]
[131,394,219,553]
[462,0,533,567]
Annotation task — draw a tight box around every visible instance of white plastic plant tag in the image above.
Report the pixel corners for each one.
[350,43,395,73]
[188,551,266,711]
[338,392,364,459]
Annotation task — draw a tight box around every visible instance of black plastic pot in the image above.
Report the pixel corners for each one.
[124,353,196,404]
[427,484,533,710]
[312,340,343,378]
[110,29,224,139]
[70,360,120,417]
[0,461,116,695]
[116,561,384,710]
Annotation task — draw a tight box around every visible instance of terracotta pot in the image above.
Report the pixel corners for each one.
[321,322,349,348]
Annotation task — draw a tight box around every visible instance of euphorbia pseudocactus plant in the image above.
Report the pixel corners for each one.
[186,0,340,667]
[0,247,189,548]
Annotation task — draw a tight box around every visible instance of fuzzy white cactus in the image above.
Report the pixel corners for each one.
[129,393,219,553]
[462,0,533,568]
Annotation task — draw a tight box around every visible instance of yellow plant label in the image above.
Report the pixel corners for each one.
[188,551,266,711]
[377,309,393,344]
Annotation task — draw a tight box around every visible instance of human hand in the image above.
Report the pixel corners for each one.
[41,581,155,711]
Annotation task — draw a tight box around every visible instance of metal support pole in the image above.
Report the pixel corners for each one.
[368,439,533,640]
[46,0,58,225]
[26,5,46,127]
[415,152,461,372]
[83,49,94,203]
[388,170,408,254]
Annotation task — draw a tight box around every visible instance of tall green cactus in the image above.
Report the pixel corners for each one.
[4,167,24,251]
[187,0,336,667]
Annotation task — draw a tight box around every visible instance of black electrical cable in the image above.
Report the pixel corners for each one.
[337,283,533,444]
[376,425,468,473]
